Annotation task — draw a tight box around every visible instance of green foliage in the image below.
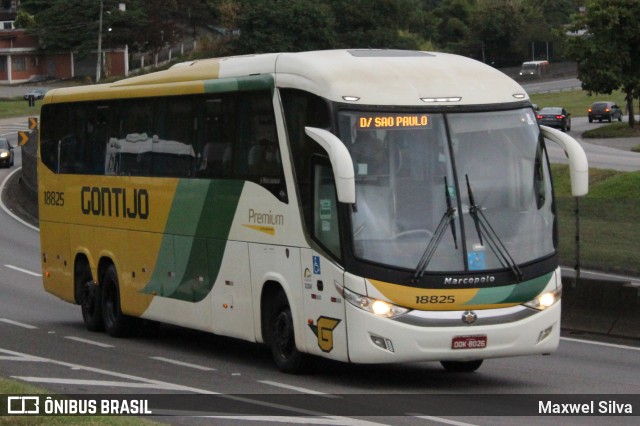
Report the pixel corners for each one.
[231,0,335,54]
[17,0,586,66]
[566,0,640,126]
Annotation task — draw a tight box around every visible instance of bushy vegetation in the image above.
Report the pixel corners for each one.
[18,0,580,67]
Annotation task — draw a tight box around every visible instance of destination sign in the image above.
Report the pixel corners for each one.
[357,114,430,130]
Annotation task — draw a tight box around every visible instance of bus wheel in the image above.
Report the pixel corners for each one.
[268,291,305,373]
[80,279,103,332]
[101,265,137,337]
[440,360,483,372]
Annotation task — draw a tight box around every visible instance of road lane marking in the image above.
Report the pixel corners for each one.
[206,416,388,425]
[12,377,180,390]
[0,318,38,329]
[1,347,355,418]
[64,336,114,348]
[561,336,640,351]
[411,416,478,426]
[150,356,216,371]
[0,349,46,362]
[0,168,40,232]
[258,380,338,398]
[4,264,42,277]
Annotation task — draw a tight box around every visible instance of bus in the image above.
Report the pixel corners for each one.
[38,49,588,373]
[519,60,550,77]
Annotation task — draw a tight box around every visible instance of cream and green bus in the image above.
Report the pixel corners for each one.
[38,49,588,373]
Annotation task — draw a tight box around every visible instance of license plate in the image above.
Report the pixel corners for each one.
[452,335,487,350]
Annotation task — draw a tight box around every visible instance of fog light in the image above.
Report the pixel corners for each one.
[370,334,395,352]
[537,325,553,343]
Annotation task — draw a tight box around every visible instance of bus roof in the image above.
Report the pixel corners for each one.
[44,49,529,107]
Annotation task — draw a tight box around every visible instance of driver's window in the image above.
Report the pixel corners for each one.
[313,160,341,258]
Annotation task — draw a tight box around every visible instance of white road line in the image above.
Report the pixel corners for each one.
[0,168,40,232]
[12,377,180,390]
[258,380,337,397]
[0,349,46,362]
[64,336,114,348]
[4,264,42,277]
[561,336,640,351]
[1,347,345,417]
[150,356,216,371]
[206,416,389,425]
[412,416,478,426]
[0,318,38,329]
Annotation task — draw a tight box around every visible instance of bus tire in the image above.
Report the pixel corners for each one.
[101,264,138,337]
[268,291,306,373]
[80,279,104,332]
[440,360,483,372]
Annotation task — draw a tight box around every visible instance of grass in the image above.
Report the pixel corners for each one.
[552,165,640,276]
[0,378,161,425]
[530,89,627,118]
[581,122,640,139]
[0,98,43,119]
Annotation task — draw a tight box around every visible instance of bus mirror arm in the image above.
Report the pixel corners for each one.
[305,127,356,204]
[540,125,589,197]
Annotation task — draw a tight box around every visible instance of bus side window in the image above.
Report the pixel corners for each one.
[243,92,287,202]
[153,97,196,178]
[198,97,233,178]
[313,159,341,258]
[117,101,153,176]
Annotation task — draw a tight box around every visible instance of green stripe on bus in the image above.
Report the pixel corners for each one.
[142,179,244,302]
[203,74,275,94]
[466,272,552,306]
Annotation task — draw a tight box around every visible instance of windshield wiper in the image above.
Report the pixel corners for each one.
[465,175,523,281]
[414,177,458,279]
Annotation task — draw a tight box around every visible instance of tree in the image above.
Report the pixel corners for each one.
[469,0,525,66]
[328,0,428,50]
[231,0,335,54]
[21,0,102,54]
[567,0,640,127]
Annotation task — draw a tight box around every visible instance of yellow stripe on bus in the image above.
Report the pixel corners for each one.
[367,278,519,311]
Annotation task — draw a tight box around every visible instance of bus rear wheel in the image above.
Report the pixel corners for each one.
[268,291,305,373]
[101,265,138,337]
[440,360,483,372]
[80,279,104,332]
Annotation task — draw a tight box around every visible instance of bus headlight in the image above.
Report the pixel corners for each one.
[343,287,410,318]
[524,285,562,310]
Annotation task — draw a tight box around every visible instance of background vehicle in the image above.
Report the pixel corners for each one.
[536,107,571,131]
[23,88,48,100]
[38,50,588,374]
[0,137,14,167]
[519,60,549,77]
[588,101,623,122]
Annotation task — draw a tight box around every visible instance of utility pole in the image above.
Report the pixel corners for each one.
[96,0,103,83]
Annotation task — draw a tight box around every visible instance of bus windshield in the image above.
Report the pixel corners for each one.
[338,108,555,273]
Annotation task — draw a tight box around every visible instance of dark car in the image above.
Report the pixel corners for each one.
[23,88,48,100]
[588,101,623,123]
[0,137,14,168]
[536,107,572,132]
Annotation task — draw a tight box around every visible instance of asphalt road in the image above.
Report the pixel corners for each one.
[1,83,640,424]
[2,150,640,425]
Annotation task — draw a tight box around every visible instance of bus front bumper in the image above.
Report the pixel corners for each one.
[345,301,560,364]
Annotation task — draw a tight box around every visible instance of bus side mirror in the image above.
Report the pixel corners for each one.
[540,125,589,196]
[304,127,356,204]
